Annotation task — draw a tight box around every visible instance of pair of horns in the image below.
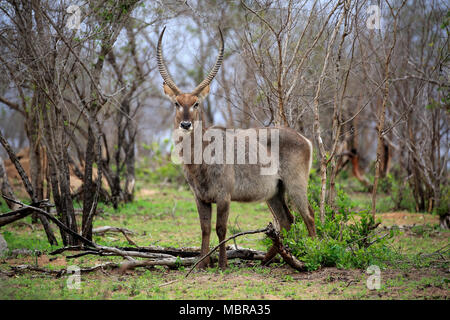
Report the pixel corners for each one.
[156,26,224,96]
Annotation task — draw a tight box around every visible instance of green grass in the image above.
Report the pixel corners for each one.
[91,187,270,250]
[350,192,396,213]
[1,261,446,299]
[0,185,448,300]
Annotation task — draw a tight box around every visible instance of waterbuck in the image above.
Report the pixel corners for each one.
[157,27,316,269]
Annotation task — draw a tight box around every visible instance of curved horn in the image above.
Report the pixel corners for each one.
[157,27,181,95]
[191,28,224,96]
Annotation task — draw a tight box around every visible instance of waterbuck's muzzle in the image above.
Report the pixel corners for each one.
[180,121,192,131]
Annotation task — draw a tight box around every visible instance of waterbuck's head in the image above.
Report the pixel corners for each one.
[157,27,224,132]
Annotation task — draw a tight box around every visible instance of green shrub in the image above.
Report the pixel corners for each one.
[280,208,399,271]
[306,165,321,206]
[270,168,400,271]
[380,172,415,212]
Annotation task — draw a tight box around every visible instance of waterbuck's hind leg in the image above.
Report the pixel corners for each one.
[286,181,316,237]
[216,199,230,269]
[263,188,294,265]
[195,197,212,269]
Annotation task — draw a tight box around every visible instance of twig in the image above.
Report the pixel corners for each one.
[345,279,358,287]
[419,243,450,259]
[366,232,390,247]
[159,279,179,287]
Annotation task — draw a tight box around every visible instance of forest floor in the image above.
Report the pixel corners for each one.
[0,186,448,299]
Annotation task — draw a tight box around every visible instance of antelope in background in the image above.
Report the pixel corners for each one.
[157,27,316,269]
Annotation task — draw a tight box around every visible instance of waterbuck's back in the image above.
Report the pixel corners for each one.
[229,127,312,202]
[184,126,312,204]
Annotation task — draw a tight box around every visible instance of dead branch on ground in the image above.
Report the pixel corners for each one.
[264,223,307,272]
[4,263,120,277]
[92,226,137,246]
[1,197,304,275]
[185,222,306,277]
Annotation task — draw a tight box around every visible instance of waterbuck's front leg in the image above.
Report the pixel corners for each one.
[216,199,230,269]
[195,197,212,269]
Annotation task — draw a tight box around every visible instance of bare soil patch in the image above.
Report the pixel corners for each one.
[378,211,439,226]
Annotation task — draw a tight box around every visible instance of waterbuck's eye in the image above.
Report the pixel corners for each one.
[193,102,199,109]
[174,102,182,110]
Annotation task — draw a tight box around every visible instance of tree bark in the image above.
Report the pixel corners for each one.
[82,127,96,240]
[0,158,19,211]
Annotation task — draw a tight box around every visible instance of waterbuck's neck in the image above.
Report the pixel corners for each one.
[175,111,213,170]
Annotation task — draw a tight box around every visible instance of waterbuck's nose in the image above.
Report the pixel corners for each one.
[180,121,192,130]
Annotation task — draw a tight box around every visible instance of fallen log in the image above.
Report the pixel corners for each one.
[184,222,306,277]
[92,226,137,246]
[185,226,270,277]
[225,246,267,261]
[116,245,202,258]
[92,226,135,235]
[9,222,301,275]
[119,257,198,273]
[6,248,266,277]
[8,263,119,277]
[49,243,268,262]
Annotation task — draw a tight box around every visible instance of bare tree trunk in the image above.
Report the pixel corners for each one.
[0,129,57,245]
[371,1,404,219]
[124,116,136,203]
[0,158,19,211]
[312,4,346,223]
[379,139,391,178]
[372,88,390,218]
[328,1,351,212]
[42,105,77,246]
[82,127,96,239]
[26,93,45,223]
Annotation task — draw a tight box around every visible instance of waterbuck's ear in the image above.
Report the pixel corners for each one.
[197,85,210,101]
[163,82,177,101]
